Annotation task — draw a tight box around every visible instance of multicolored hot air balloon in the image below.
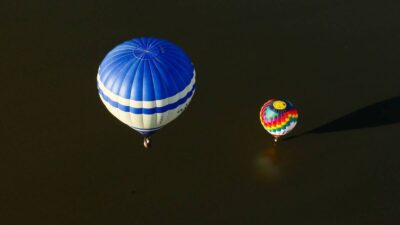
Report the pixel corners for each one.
[97,37,196,148]
[260,99,298,142]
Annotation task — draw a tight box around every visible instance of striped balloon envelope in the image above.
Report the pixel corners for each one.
[97,37,196,148]
[260,99,298,142]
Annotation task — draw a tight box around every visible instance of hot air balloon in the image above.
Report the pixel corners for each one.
[97,37,196,148]
[259,99,298,142]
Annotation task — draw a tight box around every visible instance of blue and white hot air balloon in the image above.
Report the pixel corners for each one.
[97,37,196,148]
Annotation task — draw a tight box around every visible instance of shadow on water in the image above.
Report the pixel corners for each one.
[285,96,400,141]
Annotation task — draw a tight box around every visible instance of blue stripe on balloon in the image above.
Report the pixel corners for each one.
[98,84,196,115]
[135,129,159,136]
[132,126,162,131]
[131,126,163,136]
[98,37,194,101]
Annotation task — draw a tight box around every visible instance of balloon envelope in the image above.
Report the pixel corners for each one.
[97,37,196,136]
[260,99,298,138]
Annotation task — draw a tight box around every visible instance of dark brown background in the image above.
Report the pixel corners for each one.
[1,0,400,224]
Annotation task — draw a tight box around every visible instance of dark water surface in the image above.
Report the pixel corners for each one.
[2,0,400,224]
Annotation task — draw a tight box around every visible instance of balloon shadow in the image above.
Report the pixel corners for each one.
[285,96,400,140]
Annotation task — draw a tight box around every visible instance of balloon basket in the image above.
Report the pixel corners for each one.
[143,136,151,149]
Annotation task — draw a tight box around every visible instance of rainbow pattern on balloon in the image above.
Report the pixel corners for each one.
[260,99,298,137]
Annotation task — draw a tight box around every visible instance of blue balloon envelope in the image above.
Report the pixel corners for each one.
[97,37,196,144]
